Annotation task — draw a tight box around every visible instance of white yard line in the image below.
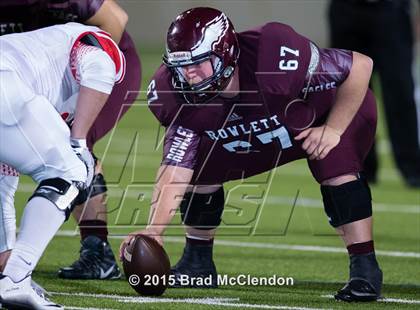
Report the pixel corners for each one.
[121,298,327,310]
[380,298,420,304]
[52,291,239,302]
[53,292,326,310]
[55,291,420,308]
[56,230,420,258]
[266,196,420,215]
[321,294,420,305]
[16,183,420,214]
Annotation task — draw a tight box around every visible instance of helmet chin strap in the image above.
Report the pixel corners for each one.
[220,66,240,99]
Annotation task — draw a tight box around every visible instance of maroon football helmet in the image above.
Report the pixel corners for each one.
[163,7,240,104]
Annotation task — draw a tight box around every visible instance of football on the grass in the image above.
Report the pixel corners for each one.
[122,234,171,296]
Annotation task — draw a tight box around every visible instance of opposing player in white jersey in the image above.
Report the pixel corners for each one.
[0,22,125,309]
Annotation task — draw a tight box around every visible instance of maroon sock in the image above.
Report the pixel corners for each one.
[79,220,108,242]
[347,240,375,255]
[186,236,214,246]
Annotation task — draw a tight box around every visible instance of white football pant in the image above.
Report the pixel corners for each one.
[0,70,87,184]
[0,175,18,252]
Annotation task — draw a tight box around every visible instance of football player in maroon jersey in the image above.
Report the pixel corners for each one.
[0,0,141,280]
[121,7,382,302]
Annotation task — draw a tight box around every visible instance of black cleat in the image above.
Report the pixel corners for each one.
[335,278,381,302]
[335,253,382,302]
[170,242,218,288]
[58,236,121,280]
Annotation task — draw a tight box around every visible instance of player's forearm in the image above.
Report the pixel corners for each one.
[326,52,373,135]
[147,165,194,235]
[71,86,109,139]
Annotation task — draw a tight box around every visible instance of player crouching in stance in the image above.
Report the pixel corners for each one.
[121,7,382,302]
[0,22,124,309]
[0,0,142,281]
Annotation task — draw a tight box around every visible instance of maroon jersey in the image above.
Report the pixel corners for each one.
[0,0,141,149]
[148,22,377,185]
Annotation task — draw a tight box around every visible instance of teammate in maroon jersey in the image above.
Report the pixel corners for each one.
[0,0,141,280]
[121,7,382,302]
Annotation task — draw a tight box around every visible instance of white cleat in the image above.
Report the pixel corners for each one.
[0,275,63,309]
[31,279,50,298]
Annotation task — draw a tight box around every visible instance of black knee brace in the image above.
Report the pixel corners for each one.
[30,178,80,220]
[72,172,108,206]
[321,178,372,228]
[180,187,224,230]
[90,172,108,197]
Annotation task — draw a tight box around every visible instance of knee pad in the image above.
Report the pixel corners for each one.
[321,178,372,228]
[72,172,108,206]
[30,178,79,220]
[180,187,224,230]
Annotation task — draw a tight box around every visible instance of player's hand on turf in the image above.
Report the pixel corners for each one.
[295,125,341,160]
[119,228,163,261]
[70,138,95,188]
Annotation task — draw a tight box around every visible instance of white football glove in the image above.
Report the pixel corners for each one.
[70,138,94,188]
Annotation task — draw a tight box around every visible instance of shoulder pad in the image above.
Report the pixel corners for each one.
[257,22,311,97]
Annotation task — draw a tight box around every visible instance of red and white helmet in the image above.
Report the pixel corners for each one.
[163,7,240,104]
